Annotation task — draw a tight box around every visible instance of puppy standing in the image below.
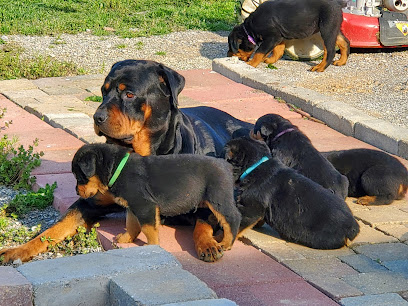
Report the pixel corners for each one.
[253,114,349,199]
[325,149,408,205]
[228,0,349,71]
[225,137,359,249]
[72,143,241,262]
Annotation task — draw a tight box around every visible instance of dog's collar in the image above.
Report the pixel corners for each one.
[108,152,130,187]
[271,128,295,142]
[239,156,269,181]
[243,25,257,46]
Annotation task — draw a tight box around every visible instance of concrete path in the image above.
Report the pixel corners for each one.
[0,66,408,305]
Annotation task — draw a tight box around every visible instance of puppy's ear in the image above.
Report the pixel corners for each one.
[158,65,186,108]
[228,27,242,54]
[78,152,97,178]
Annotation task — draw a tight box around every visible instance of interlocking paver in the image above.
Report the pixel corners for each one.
[376,224,408,242]
[338,254,388,273]
[306,275,363,299]
[353,243,408,262]
[341,272,408,294]
[350,221,399,246]
[353,206,408,226]
[282,258,359,278]
[0,267,32,306]
[383,260,408,277]
[340,293,408,306]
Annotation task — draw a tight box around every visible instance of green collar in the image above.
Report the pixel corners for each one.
[108,152,130,187]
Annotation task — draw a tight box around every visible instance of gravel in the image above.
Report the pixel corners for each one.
[5,30,407,129]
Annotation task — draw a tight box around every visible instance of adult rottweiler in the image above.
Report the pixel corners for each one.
[72,143,241,259]
[227,0,349,72]
[253,114,349,199]
[224,136,360,249]
[325,149,408,205]
[0,60,253,263]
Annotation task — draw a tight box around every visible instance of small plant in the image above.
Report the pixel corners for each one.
[51,35,66,45]
[155,51,166,56]
[266,64,278,70]
[115,43,126,49]
[0,208,41,248]
[135,41,144,50]
[46,223,102,256]
[85,95,103,102]
[5,182,57,217]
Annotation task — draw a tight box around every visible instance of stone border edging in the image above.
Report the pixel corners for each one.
[212,58,408,159]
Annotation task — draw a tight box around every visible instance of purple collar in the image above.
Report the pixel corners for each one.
[271,128,295,142]
[243,25,257,46]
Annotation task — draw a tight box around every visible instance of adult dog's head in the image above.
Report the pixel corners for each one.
[227,24,257,62]
[93,60,185,156]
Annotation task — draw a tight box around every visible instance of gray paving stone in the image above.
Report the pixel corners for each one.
[0,79,37,91]
[338,254,388,273]
[312,100,373,137]
[341,272,408,294]
[353,206,408,227]
[17,246,179,306]
[0,266,32,306]
[340,293,408,306]
[354,119,408,155]
[376,223,408,242]
[349,221,398,246]
[110,267,217,305]
[286,242,355,259]
[212,57,245,84]
[40,85,88,96]
[163,299,237,305]
[383,260,408,277]
[261,243,306,262]
[282,258,358,278]
[353,243,408,262]
[306,275,363,299]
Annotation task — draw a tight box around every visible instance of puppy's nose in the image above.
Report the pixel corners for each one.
[93,111,108,125]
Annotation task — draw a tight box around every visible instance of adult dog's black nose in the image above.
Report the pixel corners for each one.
[93,110,108,125]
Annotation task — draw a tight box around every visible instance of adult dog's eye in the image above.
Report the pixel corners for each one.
[126,92,134,99]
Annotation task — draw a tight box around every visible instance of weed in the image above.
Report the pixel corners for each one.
[135,41,144,50]
[115,43,126,49]
[46,223,102,256]
[0,42,85,80]
[85,95,103,102]
[155,51,166,56]
[5,183,57,217]
[266,64,278,70]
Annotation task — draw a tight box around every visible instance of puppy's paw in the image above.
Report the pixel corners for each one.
[115,232,134,243]
[0,246,33,264]
[195,237,224,262]
[356,196,376,205]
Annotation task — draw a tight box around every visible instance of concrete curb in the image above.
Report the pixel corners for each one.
[212,57,408,159]
[1,246,235,306]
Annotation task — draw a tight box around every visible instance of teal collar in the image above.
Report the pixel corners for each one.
[239,156,269,181]
[108,152,130,187]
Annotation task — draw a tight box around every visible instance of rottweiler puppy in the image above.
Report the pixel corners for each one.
[224,137,360,249]
[227,0,349,71]
[253,114,349,199]
[325,149,408,205]
[72,143,241,262]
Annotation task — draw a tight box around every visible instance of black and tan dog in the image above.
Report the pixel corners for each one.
[227,0,349,71]
[253,114,349,199]
[0,60,253,264]
[325,149,408,205]
[225,136,359,249]
[72,143,241,261]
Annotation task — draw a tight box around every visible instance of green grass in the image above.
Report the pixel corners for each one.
[0,0,241,37]
[0,43,85,80]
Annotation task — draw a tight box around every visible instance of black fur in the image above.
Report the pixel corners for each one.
[224,137,359,249]
[253,114,349,199]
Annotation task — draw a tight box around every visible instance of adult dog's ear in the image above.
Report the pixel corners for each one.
[158,64,186,108]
